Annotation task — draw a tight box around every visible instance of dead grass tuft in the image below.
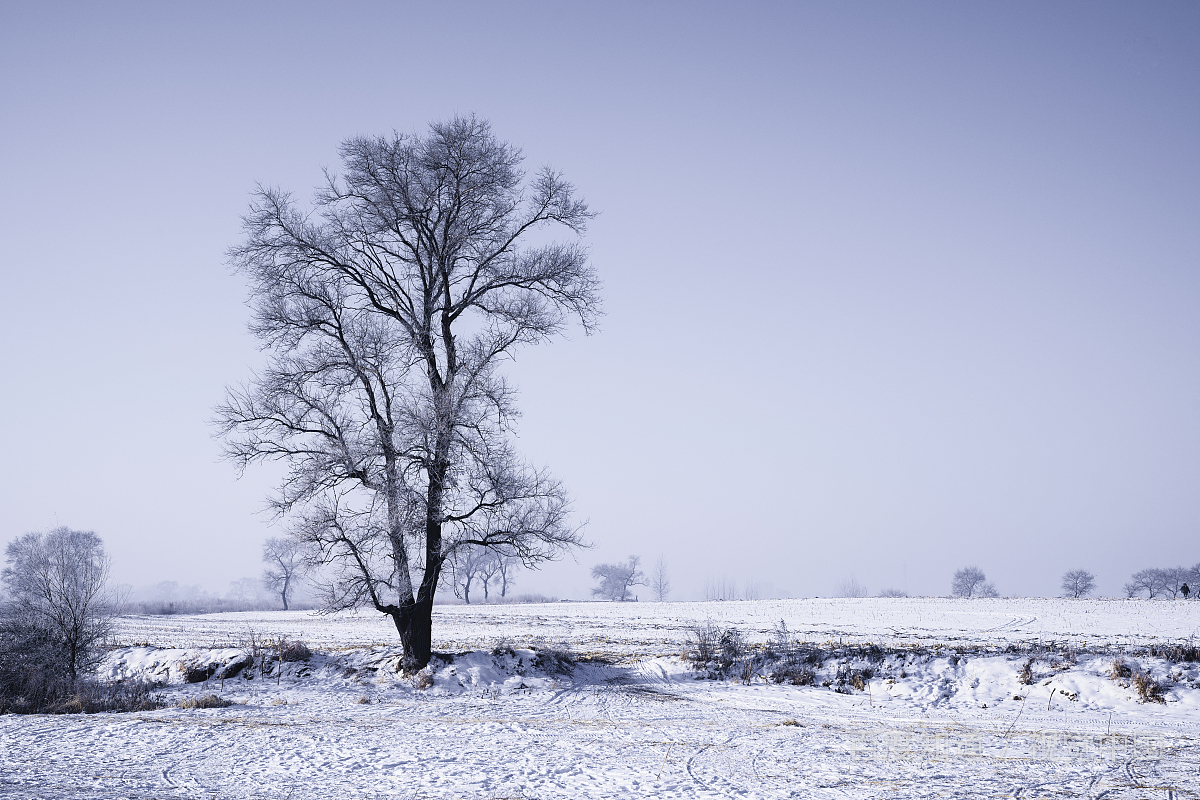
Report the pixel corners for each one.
[1132,671,1166,704]
[181,694,233,709]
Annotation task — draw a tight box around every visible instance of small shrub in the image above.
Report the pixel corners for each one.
[833,664,873,692]
[1109,657,1132,682]
[281,641,312,662]
[774,664,816,686]
[181,694,233,709]
[1017,658,1035,686]
[781,718,801,726]
[490,637,516,658]
[530,638,575,674]
[1147,643,1200,663]
[1132,671,1166,704]
[270,697,288,705]
[685,621,721,667]
[717,627,746,673]
[355,695,372,704]
[766,620,794,661]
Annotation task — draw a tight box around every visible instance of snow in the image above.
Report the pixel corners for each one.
[3,598,1199,798]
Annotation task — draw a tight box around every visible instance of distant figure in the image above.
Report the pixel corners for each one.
[1182,583,1191,599]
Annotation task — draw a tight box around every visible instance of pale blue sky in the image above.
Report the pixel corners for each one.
[2,2,1197,599]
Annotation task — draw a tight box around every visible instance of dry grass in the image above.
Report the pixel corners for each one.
[181,694,233,709]
[1132,671,1166,704]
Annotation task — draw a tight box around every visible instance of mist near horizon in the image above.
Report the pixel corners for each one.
[1,2,1197,603]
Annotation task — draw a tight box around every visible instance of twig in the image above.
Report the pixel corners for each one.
[1004,694,1028,738]
[656,741,675,782]
[1046,687,1056,710]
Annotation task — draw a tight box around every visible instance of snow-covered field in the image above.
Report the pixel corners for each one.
[3,598,1199,798]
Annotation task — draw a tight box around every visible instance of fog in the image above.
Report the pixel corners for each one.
[1,2,1196,601]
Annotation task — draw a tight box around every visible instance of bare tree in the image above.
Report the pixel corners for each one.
[1185,562,1200,598]
[703,576,738,601]
[1125,568,1167,599]
[446,546,493,604]
[591,556,644,602]
[1060,569,1095,599]
[217,116,598,667]
[650,556,671,602]
[228,577,272,606]
[1,528,114,684]
[836,575,867,598]
[1159,567,1187,600]
[261,537,306,610]
[476,550,503,602]
[493,554,520,599]
[951,566,997,598]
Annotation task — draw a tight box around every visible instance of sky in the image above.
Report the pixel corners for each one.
[1,1,1197,601]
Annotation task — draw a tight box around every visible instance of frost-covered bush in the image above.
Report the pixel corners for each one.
[685,621,748,676]
[530,638,575,674]
[181,694,233,709]
[1132,671,1166,704]
[281,640,312,662]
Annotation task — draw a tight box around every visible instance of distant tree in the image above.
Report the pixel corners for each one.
[1159,567,1187,600]
[447,546,492,604]
[591,556,644,602]
[650,556,671,602]
[703,577,738,601]
[493,554,520,599]
[1185,563,1200,599]
[261,537,306,611]
[951,566,997,598]
[836,576,868,598]
[228,577,271,605]
[477,551,504,602]
[1126,568,1166,599]
[877,588,908,598]
[1,527,115,684]
[741,580,763,601]
[1060,569,1095,599]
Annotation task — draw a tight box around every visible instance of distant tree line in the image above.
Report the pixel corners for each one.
[1123,565,1198,599]
[445,546,522,604]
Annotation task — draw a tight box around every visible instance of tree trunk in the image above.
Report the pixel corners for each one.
[388,597,434,668]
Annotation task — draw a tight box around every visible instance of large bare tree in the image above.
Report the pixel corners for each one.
[217,116,598,666]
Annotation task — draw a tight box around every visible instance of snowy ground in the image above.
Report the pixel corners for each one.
[3,598,1199,798]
